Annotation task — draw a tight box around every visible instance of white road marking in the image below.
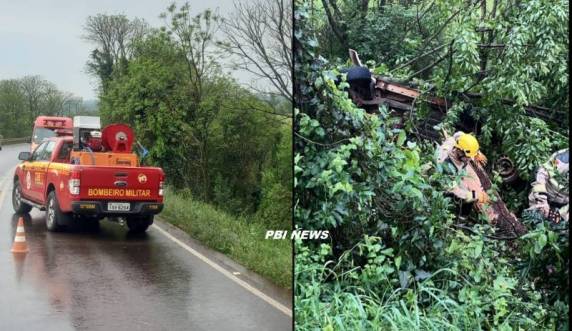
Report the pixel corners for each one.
[151,224,292,317]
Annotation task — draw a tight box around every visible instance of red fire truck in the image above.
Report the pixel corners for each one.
[13,116,164,233]
[31,116,73,152]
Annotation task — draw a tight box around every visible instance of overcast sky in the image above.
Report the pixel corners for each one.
[0,0,244,100]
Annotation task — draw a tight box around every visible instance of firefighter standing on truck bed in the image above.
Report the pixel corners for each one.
[527,149,569,223]
[436,131,490,204]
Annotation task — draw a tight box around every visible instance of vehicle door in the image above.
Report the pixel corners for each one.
[23,141,47,202]
[32,140,56,202]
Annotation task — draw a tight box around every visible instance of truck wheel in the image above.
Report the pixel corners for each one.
[347,66,372,83]
[46,191,70,232]
[126,215,153,234]
[12,181,32,214]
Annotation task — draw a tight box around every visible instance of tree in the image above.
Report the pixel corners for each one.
[19,75,47,124]
[160,4,221,104]
[43,86,76,116]
[320,0,349,50]
[89,2,292,227]
[0,76,79,137]
[302,0,568,178]
[0,79,27,137]
[159,3,224,200]
[221,0,293,103]
[83,14,149,91]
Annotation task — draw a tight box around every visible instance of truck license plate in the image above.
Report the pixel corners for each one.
[107,202,130,211]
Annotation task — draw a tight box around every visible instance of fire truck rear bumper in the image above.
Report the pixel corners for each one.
[71,201,163,216]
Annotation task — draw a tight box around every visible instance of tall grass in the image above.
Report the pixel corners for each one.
[295,276,519,331]
[294,236,559,330]
[161,188,292,289]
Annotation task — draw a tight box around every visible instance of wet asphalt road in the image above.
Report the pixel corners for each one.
[0,143,291,331]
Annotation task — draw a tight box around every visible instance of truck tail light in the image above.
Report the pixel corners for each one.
[69,171,80,195]
[159,180,164,197]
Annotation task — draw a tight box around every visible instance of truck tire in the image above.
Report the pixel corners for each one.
[347,66,374,101]
[12,181,32,214]
[126,215,153,234]
[46,191,70,232]
[347,66,372,83]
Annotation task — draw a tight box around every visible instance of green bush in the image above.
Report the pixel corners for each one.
[294,1,568,329]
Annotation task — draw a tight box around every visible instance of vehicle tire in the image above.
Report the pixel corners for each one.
[12,180,32,214]
[495,156,519,184]
[125,215,153,234]
[46,191,70,232]
[347,66,372,85]
[347,66,374,101]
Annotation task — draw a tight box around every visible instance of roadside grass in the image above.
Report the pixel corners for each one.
[160,188,292,289]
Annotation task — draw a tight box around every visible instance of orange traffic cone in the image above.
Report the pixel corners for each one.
[11,217,28,254]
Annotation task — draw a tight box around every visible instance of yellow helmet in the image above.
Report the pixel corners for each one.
[455,133,479,158]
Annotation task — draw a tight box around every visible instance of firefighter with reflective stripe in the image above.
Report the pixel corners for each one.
[437,131,489,203]
[527,149,569,223]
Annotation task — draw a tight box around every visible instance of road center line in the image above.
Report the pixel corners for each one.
[151,223,292,317]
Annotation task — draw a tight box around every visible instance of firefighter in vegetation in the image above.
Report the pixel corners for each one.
[527,149,569,223]
[437,131,490,204]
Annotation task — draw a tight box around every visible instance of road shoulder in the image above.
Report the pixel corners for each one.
[153,218,292,311]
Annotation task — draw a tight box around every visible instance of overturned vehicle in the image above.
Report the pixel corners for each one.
[340,50,567,238]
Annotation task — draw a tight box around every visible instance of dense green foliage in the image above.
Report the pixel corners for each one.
[162,188,292,288]
[0,76,87,138]
[295,0,568,329]
[86,4,292,230]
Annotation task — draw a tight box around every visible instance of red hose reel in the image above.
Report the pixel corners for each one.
[101,124,134,153]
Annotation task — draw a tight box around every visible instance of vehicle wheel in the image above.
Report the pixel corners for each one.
[347,66,372,83]
[347,66,374,101]
[12,181,32,214]
[46,191,70,232]
[125,215,153,234]
[495,156,519,184]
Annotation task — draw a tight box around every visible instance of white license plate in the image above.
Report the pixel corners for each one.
[107,202,130,211]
